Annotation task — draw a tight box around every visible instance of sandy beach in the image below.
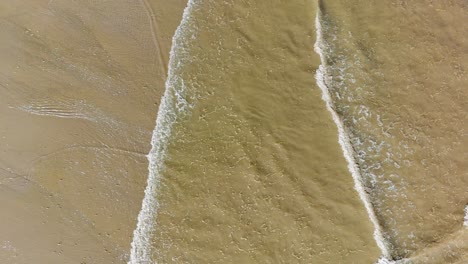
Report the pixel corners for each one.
[0,0,185,262]
[1,0,467,263]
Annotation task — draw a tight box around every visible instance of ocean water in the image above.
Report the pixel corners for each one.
[130,0,468,263]
[318,0,467,261]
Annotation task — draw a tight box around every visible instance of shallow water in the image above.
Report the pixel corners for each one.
[131,0,383,263]
[318,0,468,261]
[130,0,468,263]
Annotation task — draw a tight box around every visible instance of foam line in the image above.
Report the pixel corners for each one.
[128,1,197,263]
[313,8,393,261]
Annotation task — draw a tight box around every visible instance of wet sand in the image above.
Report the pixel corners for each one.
[0,0,185,262]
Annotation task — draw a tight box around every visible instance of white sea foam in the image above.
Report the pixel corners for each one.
[376,257,394,264]
[376,257,407,264]
[464,205,468,227]
[313,9,392,260]
[128,1,197,263]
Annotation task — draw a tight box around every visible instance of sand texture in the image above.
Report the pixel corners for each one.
[0,0,186,263]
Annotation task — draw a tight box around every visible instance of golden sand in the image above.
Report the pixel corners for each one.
[0,0,185,262]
